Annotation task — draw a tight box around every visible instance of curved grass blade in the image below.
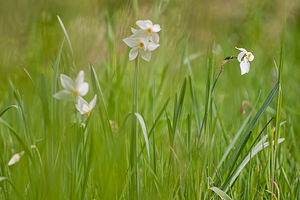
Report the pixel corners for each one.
[57,16,73,55]
[0,118,33,160]
[135,113,150,160]
[210,186,232,200]
[0,105,18,117]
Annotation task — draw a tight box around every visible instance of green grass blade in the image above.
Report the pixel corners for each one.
[134,113,150,161]
[89,64,108,112]
[188,76,200,133]
[172,78,187,145]
[137,98,170,159]
[210,186,232,200]
[0,118,33,159]
[0,105,18,117]
[57,16,73,55]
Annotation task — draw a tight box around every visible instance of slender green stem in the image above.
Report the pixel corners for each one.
[134,56,140,199]
[153,78,157,174]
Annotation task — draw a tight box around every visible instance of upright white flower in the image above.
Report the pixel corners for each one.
[134,20,161,43]
[76,95,97,117]
[54,70,89,100]
[123,34,159,61]
[8,151,24,166]
[236,47,254,75]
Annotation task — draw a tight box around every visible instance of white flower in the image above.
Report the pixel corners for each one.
[54,70,89,100]
[134,20,161,43]
[236,47,254,75]
[123,34,160,62]
[8,151,24,166]
[76,95,97,117]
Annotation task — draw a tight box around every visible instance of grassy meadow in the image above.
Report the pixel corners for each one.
[0,0,299,199]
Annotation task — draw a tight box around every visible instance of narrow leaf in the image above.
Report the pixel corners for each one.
[210,187,232,200]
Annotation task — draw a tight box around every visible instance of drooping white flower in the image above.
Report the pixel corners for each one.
[134,20,161,43]
[236,47,254,75]
[8,151,24,166]
[76,95,97,117]
[54,70,89,100]
[123,34,160,62]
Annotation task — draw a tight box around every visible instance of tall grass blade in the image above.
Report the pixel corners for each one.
[134,113,150,160]
[57,16,73,55]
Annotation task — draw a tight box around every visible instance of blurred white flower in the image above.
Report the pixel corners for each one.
[135,20,161,43]
[76,95,97,117]
[8,151,24,166]
[123,35,159,61]
[54,70,89,100]
[236,47,254,75]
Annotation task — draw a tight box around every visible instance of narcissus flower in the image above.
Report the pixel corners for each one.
[54,71,89,100]
[76,95,97,117]
[123,35,160,62]
[135,20,161,43]
[8,151,24,166]
[124,20,161,62]
[236,47,254,75]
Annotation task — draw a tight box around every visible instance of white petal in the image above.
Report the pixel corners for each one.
[237,52,246,62]
[147,42,160,52]
[140,50,151,62]
[123,36,139,48]
[152,33,160,43]
[248,52,254,61]
[235,47,247,53]
[152,24,161,32]
[8,151,24,166]
[131,27,138,33]
[240,60,250,75]
[129,48,138,60]
[133,29,148,38]
[60,74,75,90]
[75,71,84,87]
[53,90,73,100]
[136,20,152,29]
[76,97,89,114]
[89,95,97,110]
[78,82,89,96]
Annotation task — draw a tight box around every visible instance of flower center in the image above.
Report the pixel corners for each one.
[145,27,153,35]
[138,41,145,49]
[86,109,92,117]
[246,53,252,60]
[72,90,79,96]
